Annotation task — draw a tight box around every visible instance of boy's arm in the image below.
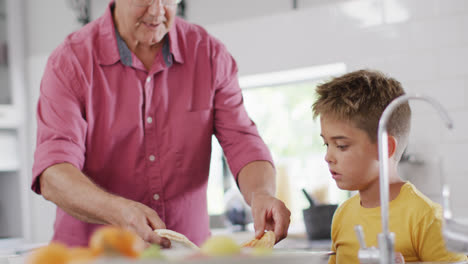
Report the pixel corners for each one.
[416,207,468,262]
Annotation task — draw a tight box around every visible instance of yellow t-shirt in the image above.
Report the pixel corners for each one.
[329,182,467,263]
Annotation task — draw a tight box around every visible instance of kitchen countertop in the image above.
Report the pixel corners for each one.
[275,232,331,251]
[4,256,468,264]
[211,229,331,250]
[0,238,23,255]
[0,231,332,264]
[2,231,466,264]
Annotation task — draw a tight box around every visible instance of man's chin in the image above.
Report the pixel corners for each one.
[150,31,167,45]
[136,33,166,47]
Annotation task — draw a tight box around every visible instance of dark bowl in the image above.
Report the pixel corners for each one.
[302,204,338,240]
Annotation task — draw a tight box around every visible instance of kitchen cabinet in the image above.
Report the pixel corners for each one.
[0,0,29,243]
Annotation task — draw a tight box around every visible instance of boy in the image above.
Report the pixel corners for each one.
[312,70,467,263]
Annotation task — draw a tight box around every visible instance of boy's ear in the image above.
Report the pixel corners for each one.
[387,135,397,158]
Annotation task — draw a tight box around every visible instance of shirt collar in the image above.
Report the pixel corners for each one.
[97,1,184,66]
[167,17,184,64]
[114,26,133,66]
[95,2,119,66]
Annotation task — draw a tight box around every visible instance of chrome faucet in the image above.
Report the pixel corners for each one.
[355,94,462,264]
[442,185,468,253]
[355,225,381,264]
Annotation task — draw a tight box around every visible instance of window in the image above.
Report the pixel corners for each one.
[207,63,350,231]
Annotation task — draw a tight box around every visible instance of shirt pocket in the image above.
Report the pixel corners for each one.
[187,83,213,112]
[175,109,214,169]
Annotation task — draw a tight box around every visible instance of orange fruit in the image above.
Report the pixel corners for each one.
[25,242,70,264]
[89,226,144,258]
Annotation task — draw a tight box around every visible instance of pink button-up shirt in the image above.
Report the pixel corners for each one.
[32,3,273,247]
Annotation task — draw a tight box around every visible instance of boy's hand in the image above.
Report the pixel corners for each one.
[250,191,291,243]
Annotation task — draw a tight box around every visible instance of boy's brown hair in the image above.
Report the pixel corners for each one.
[312,69,411,161]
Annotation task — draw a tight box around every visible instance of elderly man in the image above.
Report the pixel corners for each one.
[32,0,290,248]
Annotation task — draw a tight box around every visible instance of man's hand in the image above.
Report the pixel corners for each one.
[40,163,171,248]
[113,198,171,248]
[237,161,291,244]
[250,191,291,243]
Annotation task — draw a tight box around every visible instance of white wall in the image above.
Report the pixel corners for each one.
[23,0,468,243]
[185,0,350,26]
[186,0,292,25]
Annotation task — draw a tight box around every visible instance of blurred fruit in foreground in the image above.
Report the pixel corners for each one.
[250,246,273,256]
[25,242,70,264]
[89,226,144,258]
[200,235,241,256]
[67,247,97,264]
[140,244,165,259]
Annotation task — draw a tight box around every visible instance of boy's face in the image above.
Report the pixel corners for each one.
[320,115,380,191]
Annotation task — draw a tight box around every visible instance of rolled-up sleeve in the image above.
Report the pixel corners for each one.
[32,46,88,194]
[210,38,274,179]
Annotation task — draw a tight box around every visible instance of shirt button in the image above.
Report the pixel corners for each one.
[153,194,160,201]
[146,77,151,83]
[147,117,153,124]
[149,155,155,162]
